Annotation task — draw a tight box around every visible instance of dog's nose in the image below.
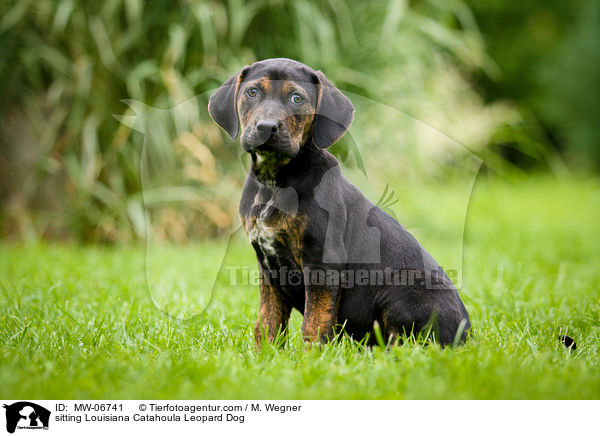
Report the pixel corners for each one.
[256,120,278,136]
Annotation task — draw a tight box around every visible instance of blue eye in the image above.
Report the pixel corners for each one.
[291,94,304,104]
[247,87,258,97]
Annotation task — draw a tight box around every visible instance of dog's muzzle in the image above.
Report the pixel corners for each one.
[242,119,285,152]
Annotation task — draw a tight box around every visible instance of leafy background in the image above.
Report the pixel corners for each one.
[2,0,596,243]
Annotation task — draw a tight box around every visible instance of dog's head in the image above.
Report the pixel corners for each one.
[209,58,354,162]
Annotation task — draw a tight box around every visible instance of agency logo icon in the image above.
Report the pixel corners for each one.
[3,402,50,433]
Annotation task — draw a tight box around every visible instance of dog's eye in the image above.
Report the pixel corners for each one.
[291,94,304,104]
[247,87,258,97]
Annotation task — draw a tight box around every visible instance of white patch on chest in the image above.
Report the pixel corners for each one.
[248,198,279,257]
[246,184,298,261]
[249,220,277,255]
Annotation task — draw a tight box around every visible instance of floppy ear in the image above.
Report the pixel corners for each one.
[313,71,355,148]
[208,66,249,140]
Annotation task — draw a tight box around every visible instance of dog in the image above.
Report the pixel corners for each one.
[209,58,471,347]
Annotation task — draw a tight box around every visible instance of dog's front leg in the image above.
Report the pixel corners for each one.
[254,267,292,348]
[301,284,340,343]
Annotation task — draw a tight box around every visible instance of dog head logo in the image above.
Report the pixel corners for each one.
[3,402,50,433]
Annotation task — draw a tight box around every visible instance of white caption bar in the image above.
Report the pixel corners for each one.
[0,400,595,436]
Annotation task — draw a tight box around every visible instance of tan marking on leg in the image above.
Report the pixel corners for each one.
[301,287,339,343]
[254,265,292,348]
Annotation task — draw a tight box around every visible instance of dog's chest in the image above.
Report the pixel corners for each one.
[247,204,279,256]
[242,185,304,267]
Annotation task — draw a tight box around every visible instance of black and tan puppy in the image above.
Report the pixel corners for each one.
[209,58,470,347]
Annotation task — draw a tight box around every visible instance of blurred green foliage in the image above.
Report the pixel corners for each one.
[465,0,600,170]
[0,0,581,242]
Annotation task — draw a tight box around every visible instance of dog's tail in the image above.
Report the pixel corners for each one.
[559,335,576,350]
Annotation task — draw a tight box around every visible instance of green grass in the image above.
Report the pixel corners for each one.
[1,175,599,399]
